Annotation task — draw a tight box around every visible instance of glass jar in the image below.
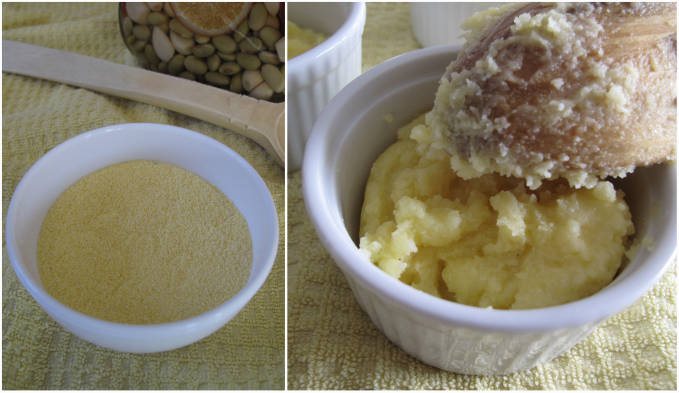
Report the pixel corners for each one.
[119,2,284,102]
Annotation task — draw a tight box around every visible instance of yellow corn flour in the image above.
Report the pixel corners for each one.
[288,21,327,59]
[38,160,252,324]
[359,115,634,310]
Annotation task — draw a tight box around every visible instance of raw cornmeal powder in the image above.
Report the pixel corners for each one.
[37,160,252,324]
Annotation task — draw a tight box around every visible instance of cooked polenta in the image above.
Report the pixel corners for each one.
[359,115,634,309]
[288,21,327,60]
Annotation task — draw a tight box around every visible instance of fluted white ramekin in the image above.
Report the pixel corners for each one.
[410,2,504,47]
[6,123,278,353]
[303,45,677,375]
[287,2,366,171]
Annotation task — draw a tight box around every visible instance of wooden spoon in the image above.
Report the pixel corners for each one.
[2,40,285,166]
[433,2,676,188]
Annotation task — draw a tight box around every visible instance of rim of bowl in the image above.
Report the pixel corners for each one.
[303,44,678,333]
[288,2,366,70]
[5,123,278,344]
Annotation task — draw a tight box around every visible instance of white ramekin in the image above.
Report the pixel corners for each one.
[410,2,504,47]
[287,2,366,171]
[6,123,279,353]
[302,45,677,375]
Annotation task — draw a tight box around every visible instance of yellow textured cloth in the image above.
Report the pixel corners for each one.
[287,3,677,389]
[2,3,284,389]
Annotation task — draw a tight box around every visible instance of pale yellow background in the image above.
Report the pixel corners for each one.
[2,3,284,389]
[287,3,677,389]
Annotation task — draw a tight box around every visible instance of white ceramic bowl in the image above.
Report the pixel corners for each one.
[303,45,677,375]
[410,2,505,47]
[6,123,279,353]
[287,2,366,171]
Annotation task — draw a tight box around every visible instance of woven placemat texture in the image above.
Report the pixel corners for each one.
[2,3,284,390]
[287,3,677,389]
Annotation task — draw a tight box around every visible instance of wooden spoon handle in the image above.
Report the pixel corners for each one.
[2,40,285,166]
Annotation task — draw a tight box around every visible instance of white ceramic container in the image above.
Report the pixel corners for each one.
[6,123,279,353]
[287,2,366,171]
[302,45,677,375]
[410,2,505,47]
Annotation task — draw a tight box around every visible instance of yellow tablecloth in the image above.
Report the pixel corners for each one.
[287,3,677,389]
[2,3,284,389]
